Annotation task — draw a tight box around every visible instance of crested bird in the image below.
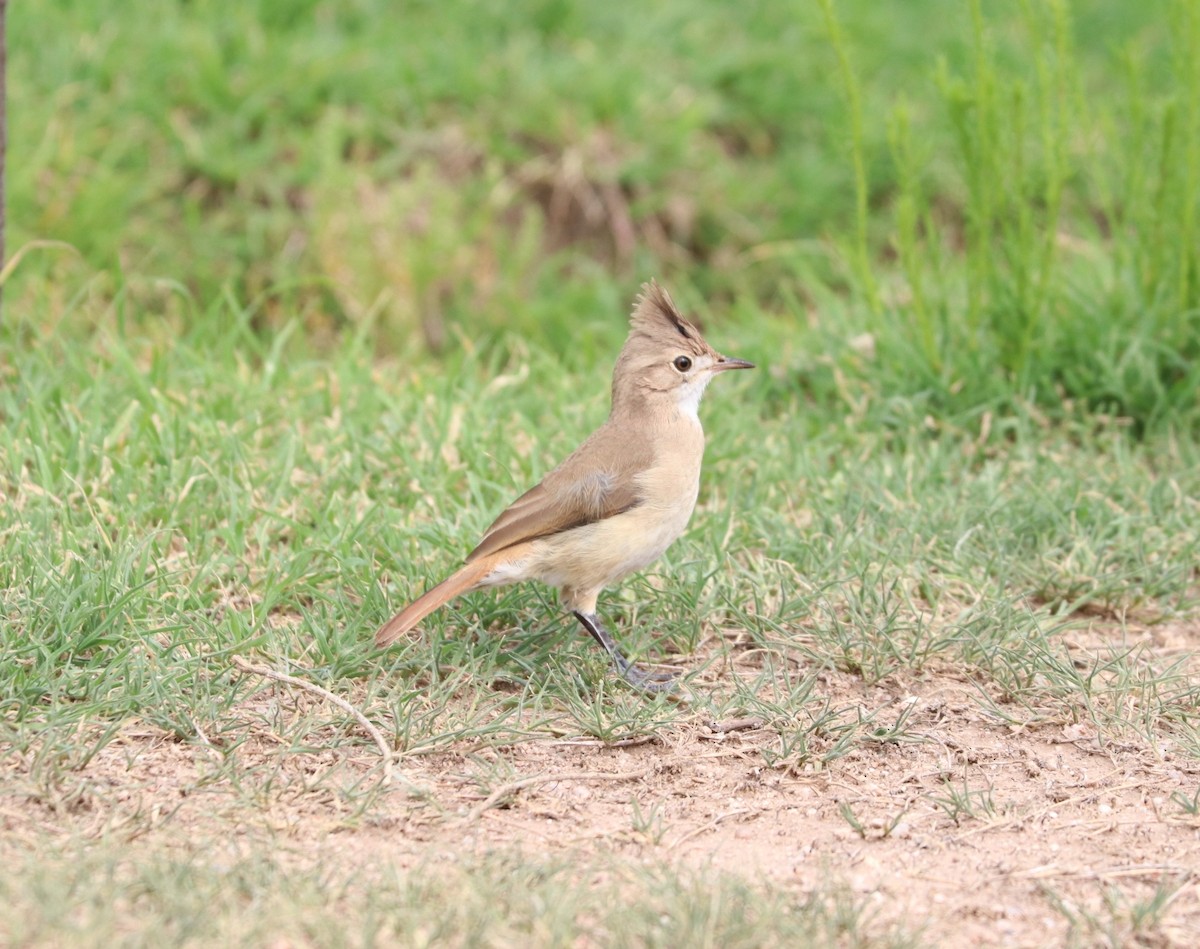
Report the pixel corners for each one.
[375,281,753,690]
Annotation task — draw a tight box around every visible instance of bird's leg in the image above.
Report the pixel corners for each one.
[572,610,676,693]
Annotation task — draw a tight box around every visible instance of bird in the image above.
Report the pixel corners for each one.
[374,280,754,690]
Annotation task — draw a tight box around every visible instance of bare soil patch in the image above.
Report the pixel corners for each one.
[6,624,1200,947]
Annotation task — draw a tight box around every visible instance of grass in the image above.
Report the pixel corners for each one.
[5,0,1200,945]
[15,0,1200,428]
[0,844,911,948]
[3,303,1198,942]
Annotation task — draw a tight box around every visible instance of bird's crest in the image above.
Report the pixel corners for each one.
[629,280,707,352]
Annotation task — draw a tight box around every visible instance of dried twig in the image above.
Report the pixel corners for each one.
[952,780,1143,842]
[669,806,761,850]
[701,718,765,737]
[467,766,654,822]
[1008,863,1193,881]
[231,655,397,788]
[546,735,657,749]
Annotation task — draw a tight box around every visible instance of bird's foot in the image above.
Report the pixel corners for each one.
[610,653,678,693]
[572,610,677,694]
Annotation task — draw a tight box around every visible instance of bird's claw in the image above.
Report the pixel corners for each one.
[572,610,679,694]
[613,659,678,693]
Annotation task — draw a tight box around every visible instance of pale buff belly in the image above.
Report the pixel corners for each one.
[478,420,705,605]
[480,483,700,598]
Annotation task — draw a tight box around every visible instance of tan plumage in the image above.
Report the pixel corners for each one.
[374,281,753,689]
[465,426,653,565]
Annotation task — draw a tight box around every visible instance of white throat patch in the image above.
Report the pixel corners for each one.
[677,377,710,422]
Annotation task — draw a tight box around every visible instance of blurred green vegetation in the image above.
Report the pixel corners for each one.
[8,0,1199,428]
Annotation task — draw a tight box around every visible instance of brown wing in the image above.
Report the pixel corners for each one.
[466,422,655,563]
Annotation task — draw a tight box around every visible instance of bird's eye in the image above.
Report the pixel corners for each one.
[672,355,693,372]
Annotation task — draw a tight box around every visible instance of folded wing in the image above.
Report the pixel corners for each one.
[466,424,654,562]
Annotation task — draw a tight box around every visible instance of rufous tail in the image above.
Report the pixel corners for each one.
[374,559,494,648]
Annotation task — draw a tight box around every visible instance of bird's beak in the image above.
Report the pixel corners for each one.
[711,355,755,373]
